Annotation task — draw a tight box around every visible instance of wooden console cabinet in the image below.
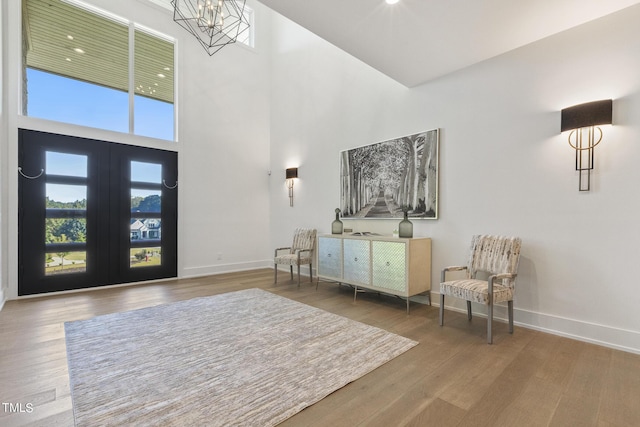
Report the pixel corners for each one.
[317,234,432,313]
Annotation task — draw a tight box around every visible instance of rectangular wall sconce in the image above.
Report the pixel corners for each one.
[561,99,612,191]
[285,167,298,180]
[286,167,298,206]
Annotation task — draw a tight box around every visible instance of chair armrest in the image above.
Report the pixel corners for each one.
[491,273,517,281]
[274,246,291,257]
[295,248,313,260]
[441,265,467,282]
[488,273,517,293]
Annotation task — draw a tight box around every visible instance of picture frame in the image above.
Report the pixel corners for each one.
[340,129,439,219]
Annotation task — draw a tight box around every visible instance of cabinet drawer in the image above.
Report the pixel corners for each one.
[343,239,370,285]
[372,241,406,292]
[318,237,342,279]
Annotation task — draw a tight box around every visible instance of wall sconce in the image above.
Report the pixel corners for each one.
[561,99,612,191]
[286,167,298,207]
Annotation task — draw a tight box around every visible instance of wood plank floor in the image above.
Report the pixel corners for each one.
[1,268,639,426]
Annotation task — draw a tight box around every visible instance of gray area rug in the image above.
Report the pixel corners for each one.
[65,288,417,426]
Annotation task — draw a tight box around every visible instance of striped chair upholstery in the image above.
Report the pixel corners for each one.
[439,235,522,344]
[274,228,317,287]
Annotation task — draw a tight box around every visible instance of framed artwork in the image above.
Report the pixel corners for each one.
[340,129,439,219]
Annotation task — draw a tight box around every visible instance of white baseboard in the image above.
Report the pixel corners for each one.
[274,264,316,275]
[435,292,640,355]
[513,307,640,355]
[181,260,272,279]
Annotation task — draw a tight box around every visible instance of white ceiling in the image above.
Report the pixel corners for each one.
[257,0,640,87]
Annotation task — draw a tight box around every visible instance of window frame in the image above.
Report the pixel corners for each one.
[22,0,177,142]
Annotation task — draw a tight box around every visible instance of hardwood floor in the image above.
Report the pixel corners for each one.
[1,268,639,426]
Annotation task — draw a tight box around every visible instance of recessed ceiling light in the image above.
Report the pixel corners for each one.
[157,73,165,78]
[163,67,170,71]
[386,0,399,4]
[65,57,71,62]
[67,35,74,40]
[73,48,85,54]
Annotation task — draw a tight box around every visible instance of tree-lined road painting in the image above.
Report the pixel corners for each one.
[340,129,439,219]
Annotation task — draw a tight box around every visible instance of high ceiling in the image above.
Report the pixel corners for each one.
[258,0,640,87]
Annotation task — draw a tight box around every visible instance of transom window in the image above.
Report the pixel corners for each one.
[22,0,176,141]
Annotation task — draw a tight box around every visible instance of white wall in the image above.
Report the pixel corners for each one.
[0,0,273,300]
[0,0,6,310]
[170,0,273,278]
[268,6,640,353]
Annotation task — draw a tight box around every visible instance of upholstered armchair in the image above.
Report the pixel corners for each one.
[274,228,317,287]
[439,235,522,344]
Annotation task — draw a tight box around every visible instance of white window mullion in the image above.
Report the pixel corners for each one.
[128,23,135,135]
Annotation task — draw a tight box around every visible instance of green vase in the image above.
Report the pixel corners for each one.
[331,209,343,234]
[398,211,413,238]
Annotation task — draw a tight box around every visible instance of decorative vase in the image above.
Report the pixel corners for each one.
[398,211,413,238]
[331,208,343,234]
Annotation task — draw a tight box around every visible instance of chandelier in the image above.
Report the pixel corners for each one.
[172,0,250,55]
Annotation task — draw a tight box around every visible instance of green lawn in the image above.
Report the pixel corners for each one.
[130,248,162,268]
[43,248,162,275]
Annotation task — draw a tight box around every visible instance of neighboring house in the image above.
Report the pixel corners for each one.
[130,219,161,240]
[145,219,162,239]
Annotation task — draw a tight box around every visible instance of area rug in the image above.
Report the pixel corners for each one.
[64,288,417,426]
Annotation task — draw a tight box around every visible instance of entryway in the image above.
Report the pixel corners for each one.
[18,129,177,295]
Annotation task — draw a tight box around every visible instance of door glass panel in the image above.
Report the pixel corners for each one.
[130,158,163,270]
[46,184,87,208]
[45,251,86,276]
[130,218,161,241]
[131,189,161,213]
[130,247,161,268]
[46,218,87,244]
[131,161,162,183]
[46,152,87,177]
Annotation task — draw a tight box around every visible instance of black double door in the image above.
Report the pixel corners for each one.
[18,129,177,296]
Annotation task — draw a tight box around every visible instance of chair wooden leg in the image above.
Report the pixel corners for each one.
[508,300,514,334]
[467,301,472,320]
[274,264,277,284]
[487,301,493,344]
[439,294,445,326]
[309,263,313,283]
[290,266,293,281]
[297,264,301,287]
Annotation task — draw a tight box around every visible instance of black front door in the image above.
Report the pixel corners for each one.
[18,129,177,295]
